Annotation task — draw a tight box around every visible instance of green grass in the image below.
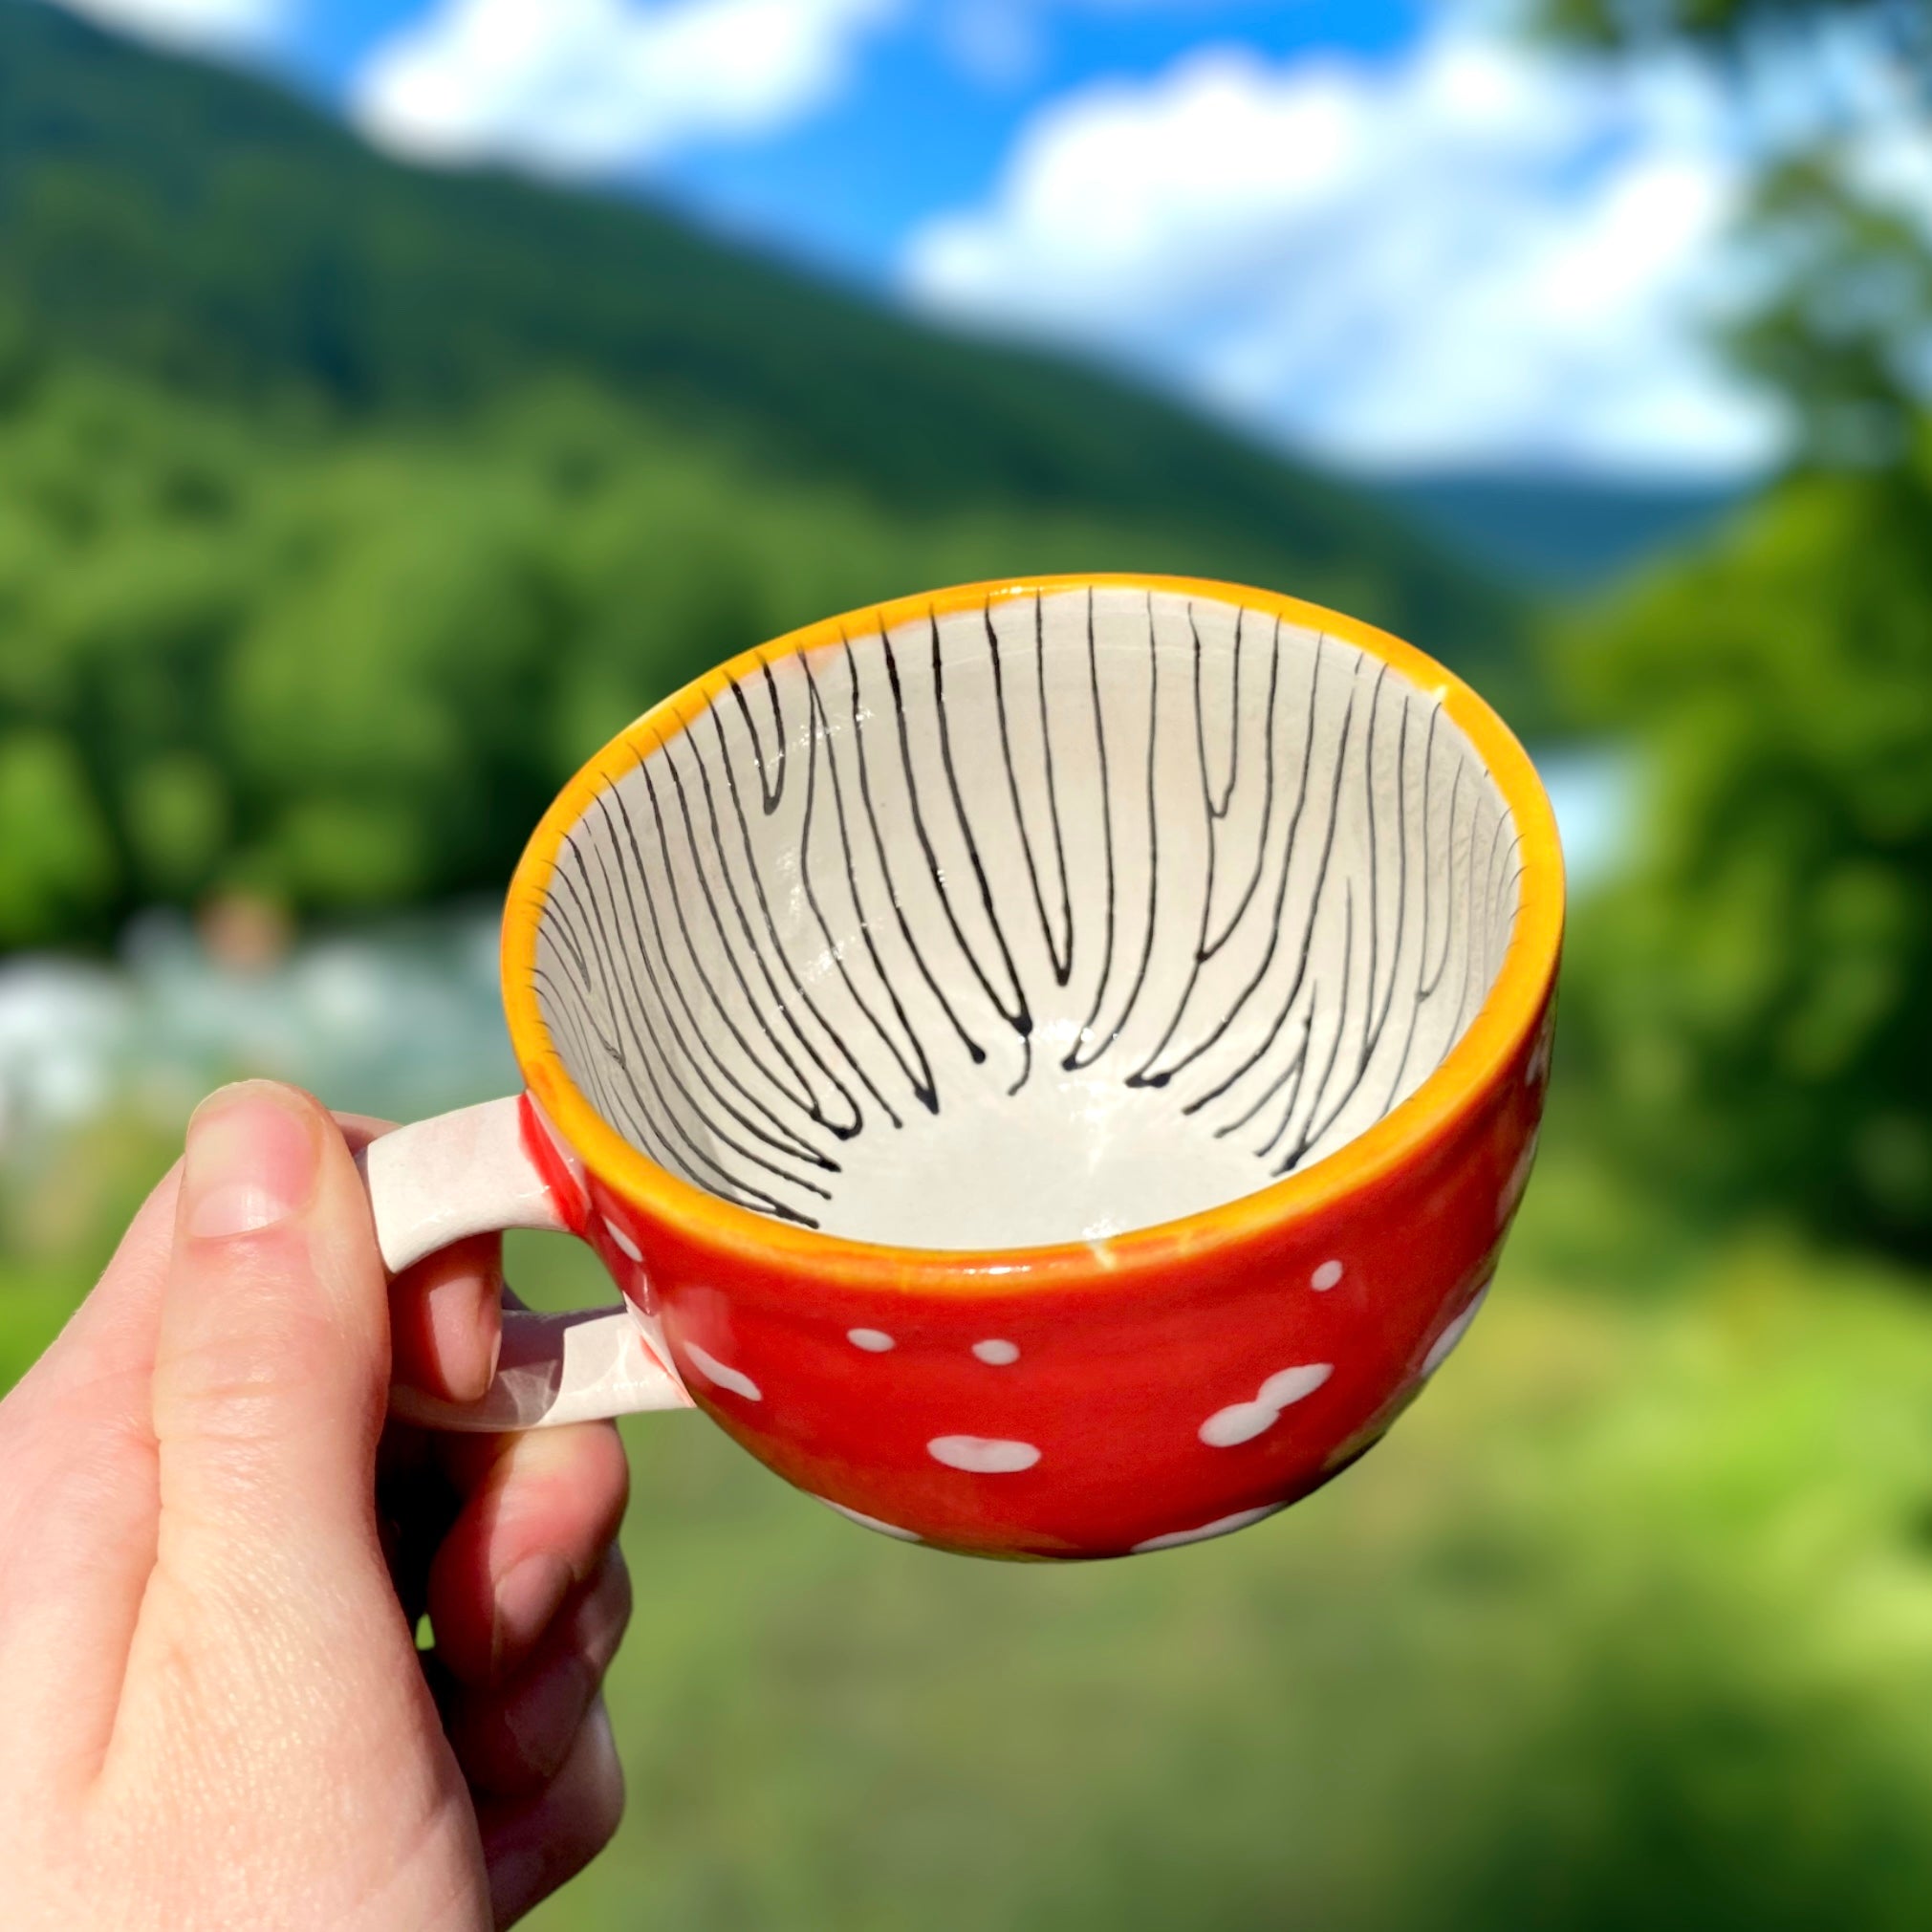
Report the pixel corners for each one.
[12,1124,1932,1928]
[510,1235,1932,1932]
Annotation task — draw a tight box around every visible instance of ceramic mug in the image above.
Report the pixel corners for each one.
[359,574,1563,1560]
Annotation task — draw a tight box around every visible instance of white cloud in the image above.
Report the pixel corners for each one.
[353,0,896,173]
[43,0,288,50]
[902,30,1788,474]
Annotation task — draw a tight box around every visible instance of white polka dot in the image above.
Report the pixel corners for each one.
[1497,1128,1541,1226]
[1258,1362,1334,1407]
[603,1216,642,1264]
[684,1342,761,1402]
[971,1338,1020,1365]
[927,1435,1040,1473]
[819,1499,922,1543]
[1310,1259,1343,1291]
[1422,1283,1491,1376]
[1132,1503,1286,1553]
[1526,1012,1554,1086]
[847,1328,895,1352]
[1199,1401,1278,1448]
[1199,1362,1333,1447]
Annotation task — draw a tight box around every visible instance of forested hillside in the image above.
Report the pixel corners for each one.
[0,0,1526,948]
[0,0,1521,622]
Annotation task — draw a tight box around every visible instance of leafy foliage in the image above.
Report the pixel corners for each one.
[0,0,1531,947]
[0,364,1273,940]
[1536,0,1932,1262]
[0,1,1509,643]
[1541,0,1930,68]
[1564,445,1932,1254]
[1727,153,1932,468]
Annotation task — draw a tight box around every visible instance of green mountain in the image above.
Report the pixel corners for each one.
[1386,472,1751,590]
[0,0,1528,948]
[0,1,1508,636]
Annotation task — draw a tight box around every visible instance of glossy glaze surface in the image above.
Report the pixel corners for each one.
[502,575,1563,1559]
[533,585,1518,1248]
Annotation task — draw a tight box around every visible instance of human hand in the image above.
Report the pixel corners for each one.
[0,1080,631,1930]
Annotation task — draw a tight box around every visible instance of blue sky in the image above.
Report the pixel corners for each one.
[274,0,1432,277]
[47,0,1801,477]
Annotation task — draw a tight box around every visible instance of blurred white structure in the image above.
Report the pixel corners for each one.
[0,905,515,1152]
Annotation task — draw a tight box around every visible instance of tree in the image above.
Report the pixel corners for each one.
[1549,0,1932,465]
[1545,0,1928,70]
[1566,446,1932,1254]
[1550,0,1932,1255]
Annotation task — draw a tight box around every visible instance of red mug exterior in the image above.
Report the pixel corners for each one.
[481,573,1564,1561]
[549,1017,1548,1557]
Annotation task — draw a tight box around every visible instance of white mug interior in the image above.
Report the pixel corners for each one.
[531,585,1521,1248]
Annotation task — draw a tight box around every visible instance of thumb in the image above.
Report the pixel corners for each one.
[152,1080,391,1570]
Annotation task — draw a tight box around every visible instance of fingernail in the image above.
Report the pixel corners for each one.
[503,1652,595,1780]
[492,1552,575,1682]
[184,1082,321,1240]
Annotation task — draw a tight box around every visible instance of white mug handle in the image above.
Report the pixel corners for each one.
[355,1096,692,1433]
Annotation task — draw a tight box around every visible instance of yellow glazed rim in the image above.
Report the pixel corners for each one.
[502,574,1565,1292]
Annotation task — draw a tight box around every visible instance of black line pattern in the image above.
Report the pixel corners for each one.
[533,587,1521,1241]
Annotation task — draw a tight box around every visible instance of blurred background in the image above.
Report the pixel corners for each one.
[4,0,1932,1922]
